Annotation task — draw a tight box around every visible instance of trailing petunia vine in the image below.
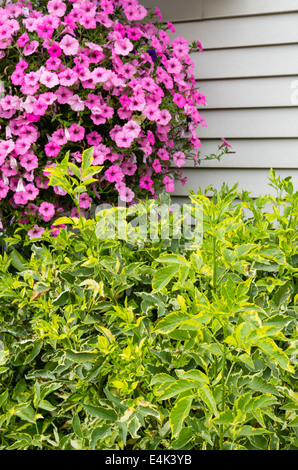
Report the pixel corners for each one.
[0,0,230,236]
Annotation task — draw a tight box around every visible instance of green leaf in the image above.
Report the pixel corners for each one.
[52,217,76,225]
[23,341,43,365]
[180,369,209,385]
[213,409,234,425]
[234,391,253,413]
[80,177,97,186]
[82,147,94,175]
[235,425,270,437]
[248,376,281,397]
[90,424,113,450]
[65,349,98,363]
[170,394,194,437]
[82,166,103,180]
[72,414,83,438]
[52,290,70,306]
[0,390,8,408]
[288,416,298,427]
[83,404,117,421]
[37,400,56,412]
[152,266,179,291]
[198,384,219,416]
[68,162,81,179]
[0,350,9,366]
[154,254,190,267]
[256,337,295,373]
[73,185,87,194]
[8,248,26,271]
[128,415,141,439]
[169,428,194,450]
[157,379,200,400]
[14,404,37,424]
[150,373,176,387]
[253,394,279,411]
[154,311,194,334]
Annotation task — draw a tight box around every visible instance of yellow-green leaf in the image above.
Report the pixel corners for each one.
[170,394,194,437]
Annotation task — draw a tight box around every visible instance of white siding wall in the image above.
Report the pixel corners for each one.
[141,0,298,202]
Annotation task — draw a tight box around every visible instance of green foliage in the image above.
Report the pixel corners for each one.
[0,171,298,450]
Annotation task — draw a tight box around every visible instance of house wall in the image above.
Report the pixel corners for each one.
[140,0,298,203]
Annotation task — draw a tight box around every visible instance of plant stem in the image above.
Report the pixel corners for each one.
[219,326,227,450]
[212,234,217,294]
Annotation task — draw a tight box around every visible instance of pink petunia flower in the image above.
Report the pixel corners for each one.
[156,109,171,126]
[126,27,142,41]
[86,131,102,146]
[157,148,170,161]
[36,21,54,39]
[78,192,92,209]
[47,0,67,17]
[114,37,133,56]
[50,223,66,237]
[58,68,78,86]
[167,22,176,33]
[118,185,135,203]
[123,120,141,139]
[152,158,162,173]
[143,105,160,121]
[60,34,79,56]
[0,179,9,200]
[166,57,182,75]
[19,152,38,171]
[24,183,39,200]
[139,175,154,190]
[68,94,84,111]
[173,151,186,167]
[114,130,134,148]
[163,175,175,192]
[32,98,48,116]
[14,191,29,205]
[17,33,29,47]
[39,201,55,222]
[47,43,62,57]
[221,138,232,149]
[105,165,123,183]
[39,70,59,88]
[197,41,203,52]
[45,141,61,157]
[55,86,73,104]
[28,225,45,239]
[46,56,61,71]
[68,124,85,142]
[120,160,137,176]
[52,128,67,145]
[155,7,162,20]
[23,40,39,56]
[173,93,187,108]
[14,137,31,156]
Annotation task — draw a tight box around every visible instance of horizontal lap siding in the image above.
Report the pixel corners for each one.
[197,77,296,109]
[140,1,298,197]
[173,14,298,49]
[202,0,298,20]
[198,109,298,138]
[192,46,298,79]
[173,169,298,198]
[141,0,298,22]
[184,140,298,168]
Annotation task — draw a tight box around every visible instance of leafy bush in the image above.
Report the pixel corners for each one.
[0,0,229,234]
[0,167,297,450]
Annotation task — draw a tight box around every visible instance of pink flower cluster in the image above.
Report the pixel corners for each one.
[0,0,210,233]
